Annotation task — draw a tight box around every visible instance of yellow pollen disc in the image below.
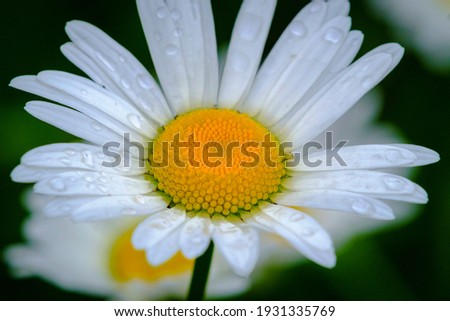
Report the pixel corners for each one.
[110,228,193,282]
[149,109,286,217]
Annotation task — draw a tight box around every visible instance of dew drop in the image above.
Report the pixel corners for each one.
[323,27,343,44]
[156,7,167,19]
[118,56,126,63]
[65,148,76,156]
[386,149,403,162]
[80,89,88,95]
[98,176,108,183]
[383,176,405,191]
[289,213,304,222]
[137,74,154,89]
[97,184,109,193]
[87,183,96,190]
[49,178,66,191]
[361,76,376,89]
[84,174,95,182]
[134,195,146,204]
[128,114,143,129]
[170,9,181,20]
[150,219,170,230]
[59,157,70,164]
[351,200,371,215]
[290,21,307,37]
[82,150,95,167]
[239,14,262,41]
[165,44,178,56]
[91,123,102,131]
[173,27,183,38]
[120,78,131,89]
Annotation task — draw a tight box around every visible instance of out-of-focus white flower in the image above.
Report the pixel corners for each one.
[369,0,450,71]
[5,193,248,300]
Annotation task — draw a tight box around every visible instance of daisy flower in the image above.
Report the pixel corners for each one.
[5,192,248,300]
[11,0,439,278]
[369,0,450,71]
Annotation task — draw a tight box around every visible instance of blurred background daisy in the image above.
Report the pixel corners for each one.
[0,0,448,300]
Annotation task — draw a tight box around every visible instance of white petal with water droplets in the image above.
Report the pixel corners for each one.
[212,216,259,277]
[33,171,153,196]
[290,144,440,171]
[275,45,404,145]
[179,214,213,259]
[24,101,122,146]
[273,189,395,220]
[11,165,66,183]
[137,0,219,114]
[285,170,428,203]
[64,20,173,125]
[36,71,157,138]
[255,16,351,125]
[21,143,146,176]
[239,1,327,116]
[218,0,277,108]
[10,77,151,144]
[132,207,186,250]
[244,203,336,268]
[69,195,167,221]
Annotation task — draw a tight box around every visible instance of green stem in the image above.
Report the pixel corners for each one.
[187,242,214,301]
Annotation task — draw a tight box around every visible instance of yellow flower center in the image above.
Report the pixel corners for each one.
[149,109,286,217]
[110,228,193,282]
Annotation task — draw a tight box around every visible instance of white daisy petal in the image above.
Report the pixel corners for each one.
[285,170,428,203]
[36,71,157,138]
[239,1,328,116]
[324,0,350,21]
[24,101,122,146]
[245,203,336,268]
[145,227,181,266]
[179,214,213,259]
[11,77,151,144]
[21,143,146,176]
[290,144,440,171]
[273,189,395,220]
[41,196,96,217]
[71,195,167,221]
[211,216,259,277]
[132,207,185,250]
[33,171,153,196]
[255,16,352,125]
[276,45,404,145]
[11,165,65,183]
[218,0,277,108]
[64,21,173,125]
[137,0,219,114]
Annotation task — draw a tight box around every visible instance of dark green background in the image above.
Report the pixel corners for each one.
[0,0,448,300]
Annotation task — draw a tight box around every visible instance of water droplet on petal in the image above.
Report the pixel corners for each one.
[80,89,88,95]
[165,44,178,56]
[59,157,70,164]
[82,150,95,167]
[173,28,183,37]
[128,114,143,129]
[91,123,102,131]
[120,78,131,89]
[97,184,109,193]
[289,213,304,222]
[150,219,169,230]
[84,174,95,182]
[323,27,343,44]
[386,149,403,162]
[156,7,167,19]
[361,76,376,89]
[170,9,181,20]
[65,148,76,156]
[49,178,66,191]
[134,195,146,204]
[383,176,405,191]
[137,74,154,90]
[290,21,307,37]
[118,56,126,63]
[239,14,262,41]
[351,200,371,215]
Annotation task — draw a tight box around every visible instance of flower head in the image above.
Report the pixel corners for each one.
[11,0,439,277]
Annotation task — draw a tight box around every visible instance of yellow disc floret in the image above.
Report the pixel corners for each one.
[149,109,286,217]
